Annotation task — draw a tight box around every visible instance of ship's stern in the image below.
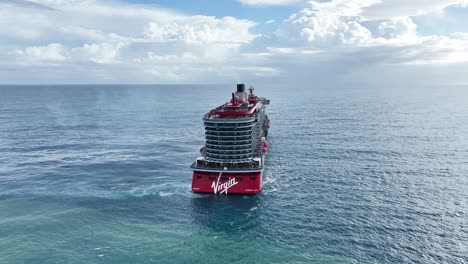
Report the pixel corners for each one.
[192,170,262,194]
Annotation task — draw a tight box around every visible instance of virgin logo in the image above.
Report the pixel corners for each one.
[211,173,238,194]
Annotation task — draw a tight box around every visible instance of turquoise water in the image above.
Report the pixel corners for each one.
[0,85,467,263]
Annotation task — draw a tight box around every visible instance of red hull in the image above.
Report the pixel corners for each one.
[192,171,262,194]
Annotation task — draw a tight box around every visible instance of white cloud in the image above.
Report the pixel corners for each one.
[2,0,468,85]
[274,0,455,48]
[306,0,381,16]
[378,17,417,39]
[275,0,377,46]
[144,16,255,44]
[58,26,126,42]
[75,42,127,64]
[237,0,298,6]
[134,52,198,64]
[0,4,52,39]
[16,43,67,63]
[1,0,260,82]
[404,35,468,64]
[266,47,296,54]
[259,0,468,86]
[362,0,468,19]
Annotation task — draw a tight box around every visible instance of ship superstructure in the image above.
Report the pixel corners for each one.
[191,84,270,194]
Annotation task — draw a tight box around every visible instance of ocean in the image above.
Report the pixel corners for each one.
[0,85,467,263]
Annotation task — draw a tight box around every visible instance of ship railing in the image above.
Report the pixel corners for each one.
[207,142,252,147]
[191,163,262,171]
[205,125,255,131]
[205,143,252,148]
[205,129,252,134]
[205,138,252,142]
[206,149,252,155]
[205,153,253,159]
[204,120,255,125]
[204,123,255,129]
[204,158,253,163]
[205,135,252,140]
[206,144,252,149]
[203,116,256,123]
[191,158,262,170]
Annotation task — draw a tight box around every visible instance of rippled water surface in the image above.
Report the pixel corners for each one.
[0,85,467,263]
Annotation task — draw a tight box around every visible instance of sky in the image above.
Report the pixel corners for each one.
[1,0,468,85]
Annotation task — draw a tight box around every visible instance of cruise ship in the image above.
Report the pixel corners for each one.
[191,84,270,194]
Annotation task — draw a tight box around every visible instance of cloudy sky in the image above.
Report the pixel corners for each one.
[1,0,468,85]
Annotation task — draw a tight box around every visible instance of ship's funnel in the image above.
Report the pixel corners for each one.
[237,84,245,93]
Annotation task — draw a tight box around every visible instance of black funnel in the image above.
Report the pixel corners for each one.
[237,84,245,93]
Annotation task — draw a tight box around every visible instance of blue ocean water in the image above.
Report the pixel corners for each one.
[0,85,467,263]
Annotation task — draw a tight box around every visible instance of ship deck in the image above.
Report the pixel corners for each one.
[191,162,263,173]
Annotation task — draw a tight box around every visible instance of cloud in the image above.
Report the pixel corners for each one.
[0,3,52,39]
[377,16,418,42]
[362,0,468,19]
[275,0,377,46]
[274,0,463,49]
[16,43,67,63]
[237,0,299,6]
[144,16,255,44]
[1,0,261,82]
[256,0,468,86]
[1,0,468,85]
[1,0,55,10]
[76,42,127,64]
